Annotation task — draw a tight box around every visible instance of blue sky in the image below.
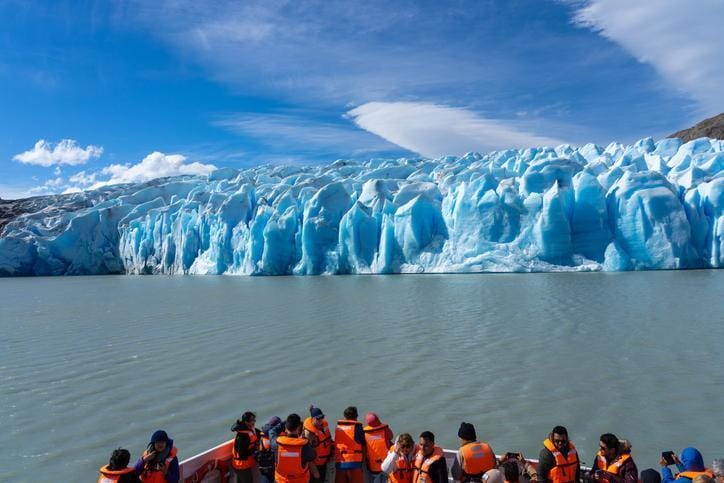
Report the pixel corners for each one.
[1,0,722,199]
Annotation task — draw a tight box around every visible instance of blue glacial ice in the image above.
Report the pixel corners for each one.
[1,137,723,276]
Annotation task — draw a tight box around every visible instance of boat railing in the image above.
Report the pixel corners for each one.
[178,439,581,483]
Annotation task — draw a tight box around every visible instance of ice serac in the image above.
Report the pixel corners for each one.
[1,137,723,276]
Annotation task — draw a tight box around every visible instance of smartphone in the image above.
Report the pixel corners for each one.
[662,451,676,465]
[506,452,520,460]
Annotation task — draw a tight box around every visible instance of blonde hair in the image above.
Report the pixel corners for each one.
[396,433,414,446]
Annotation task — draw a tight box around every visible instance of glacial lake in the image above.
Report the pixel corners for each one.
[1,270,723,482]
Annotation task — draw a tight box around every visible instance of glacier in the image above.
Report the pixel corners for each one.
[1,137,722,276]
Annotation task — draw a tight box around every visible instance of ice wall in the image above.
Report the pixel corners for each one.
[1,137,723,276]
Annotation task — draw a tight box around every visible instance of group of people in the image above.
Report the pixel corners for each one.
[98,406,724,483]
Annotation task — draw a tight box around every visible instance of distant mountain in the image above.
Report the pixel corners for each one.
[669,112,724,142]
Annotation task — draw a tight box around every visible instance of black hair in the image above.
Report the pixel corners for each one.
[241,411,256,423]
[600,433,619,452]
[343,406,358,420]
[551,426,568,437]
[109,448,131,470]
[286,413,302,432]
[420,431,435,443]
[504,461,520,483]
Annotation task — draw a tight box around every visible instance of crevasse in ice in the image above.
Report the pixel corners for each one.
[1,137,722,276]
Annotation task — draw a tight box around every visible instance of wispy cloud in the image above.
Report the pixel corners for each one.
[348,102,564,158]
[13,139,103,167]
[125,1,502,105]
[571,0,724,116]
[213,112,403,157]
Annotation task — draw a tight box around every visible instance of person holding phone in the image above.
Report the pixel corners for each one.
[133,430,179,483]
[588,433,638,483]
[660,448,715,483]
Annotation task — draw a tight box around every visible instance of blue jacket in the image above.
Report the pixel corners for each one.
[661,448,705,483]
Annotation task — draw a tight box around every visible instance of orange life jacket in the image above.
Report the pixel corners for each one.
[305,417,334,465]
[543,439,578,483]
[676,470,715,480]
[232,428,259,470]
[364,424,392,473]
[460,441,496,480]
[335,420,364,468]
[98,465,136,483]
[140,446,178,483]
[275,435,310,483]
[388,443,420,483]
[595,452,632,475]
[413,446,445,483]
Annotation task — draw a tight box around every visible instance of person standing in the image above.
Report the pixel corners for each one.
[258,416,282,483]
[413,431,448,483]
[364,412,394,483]
[305,406,334,483]
[589,434,638,483]
[231,411,262,483]
[451,422,496,483]
[336,406,366,483]
[537,426,579,483]
[99,448,141,483]
[274,413,319,483]
[134,430,179,483]
[382,433,418,483]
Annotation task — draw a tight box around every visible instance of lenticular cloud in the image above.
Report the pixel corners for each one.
[1,136,722,276]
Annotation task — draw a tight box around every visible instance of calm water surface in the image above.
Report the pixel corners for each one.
[1,271,723,482]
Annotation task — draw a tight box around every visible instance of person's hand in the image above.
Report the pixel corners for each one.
[518,453,526,464]
[659,456,669,467]
[500,453,508,463]
[143,450,156,463]
[672,455,681,465]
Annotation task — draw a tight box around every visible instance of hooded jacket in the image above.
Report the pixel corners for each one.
[133,438,179,483]
[661,448,706,483]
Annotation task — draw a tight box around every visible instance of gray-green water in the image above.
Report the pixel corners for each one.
[1,271,723,482]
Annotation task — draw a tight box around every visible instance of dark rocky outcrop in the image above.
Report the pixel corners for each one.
[669,112,724,142]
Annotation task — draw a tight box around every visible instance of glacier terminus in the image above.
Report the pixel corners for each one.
[1,137,722,276]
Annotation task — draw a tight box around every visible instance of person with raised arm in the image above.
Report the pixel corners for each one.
[660,448,715,483]
[134,430,179,483]
[382,433,419,483]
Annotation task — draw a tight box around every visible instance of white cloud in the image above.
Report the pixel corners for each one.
[572,0,724,115]
[347,102,564,158]
[68,170,98,186]
[13,139,103,167]
[94,151,216,187]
